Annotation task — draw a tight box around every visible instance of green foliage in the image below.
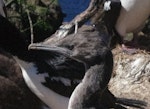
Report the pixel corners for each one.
[6,0,63,42]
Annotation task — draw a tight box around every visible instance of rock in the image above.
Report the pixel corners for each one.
[109,48,150,108]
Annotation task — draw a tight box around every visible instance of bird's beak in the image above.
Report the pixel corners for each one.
[28,43,72,57]
[29,43,86,64]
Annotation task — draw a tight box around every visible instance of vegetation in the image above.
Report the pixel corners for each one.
[5,0,64,43]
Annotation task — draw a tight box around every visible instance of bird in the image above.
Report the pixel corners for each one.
[0,0,6,17]
[29,25,146,109]
[0,15,146,109]
[29,25,114,109]
[115,0,150,38]
[103,0,150,53]
[0,14,77,109]
[0,14,114,109]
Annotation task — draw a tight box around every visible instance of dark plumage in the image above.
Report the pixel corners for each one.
[30,23,147,109]
[0,15,50,109]
[0,15,71,109]
[0,14,89,109]
[103,0,122,45]
[0,50,43,109]
[29,25,116,109]
[0,14,146,109]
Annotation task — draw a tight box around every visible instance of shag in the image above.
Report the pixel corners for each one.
[0,15,146,109]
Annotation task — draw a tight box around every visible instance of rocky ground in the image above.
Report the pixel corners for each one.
[109,34,150,109]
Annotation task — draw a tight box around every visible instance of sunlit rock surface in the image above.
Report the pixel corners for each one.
[109,48,150,109]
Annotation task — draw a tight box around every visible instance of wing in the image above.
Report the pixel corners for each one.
[29,45,86,97]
